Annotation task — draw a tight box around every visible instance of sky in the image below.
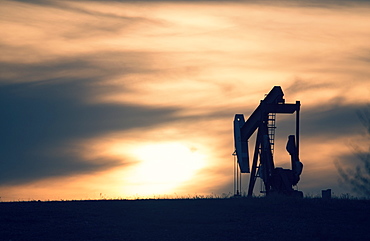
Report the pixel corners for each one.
[1,0,369,201]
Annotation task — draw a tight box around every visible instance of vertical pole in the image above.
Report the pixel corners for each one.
[296,101,300,156]
[233,153,236,195]
[236,158,238,195]
[239,169,242,195]
[236,157,240,195]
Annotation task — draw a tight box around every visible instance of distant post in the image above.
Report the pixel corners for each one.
[322,189,331,200]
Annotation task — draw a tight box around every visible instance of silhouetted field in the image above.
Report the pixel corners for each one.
[1,197,369,241]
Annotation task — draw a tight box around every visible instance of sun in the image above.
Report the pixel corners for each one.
[124,142,206,196]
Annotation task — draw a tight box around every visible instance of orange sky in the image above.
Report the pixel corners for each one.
[1,0,369,201]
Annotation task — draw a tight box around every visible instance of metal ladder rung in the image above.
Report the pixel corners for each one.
[267,113,276,154]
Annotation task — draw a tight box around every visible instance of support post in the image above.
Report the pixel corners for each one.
[296,101,300,156]
[247,129,262,196]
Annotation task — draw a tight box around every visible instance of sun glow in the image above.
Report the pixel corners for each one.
[123,142,206,196]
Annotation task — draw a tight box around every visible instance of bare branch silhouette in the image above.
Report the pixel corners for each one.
[337,105,370,198]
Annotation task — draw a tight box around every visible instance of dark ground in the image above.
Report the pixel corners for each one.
[1,197,369,241]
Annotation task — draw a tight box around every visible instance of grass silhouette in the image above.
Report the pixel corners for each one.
[1,196,369,241]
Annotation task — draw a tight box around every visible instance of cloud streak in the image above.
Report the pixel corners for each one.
[0,77,181,185]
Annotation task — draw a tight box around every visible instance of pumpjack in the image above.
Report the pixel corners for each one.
[233,86,303,197]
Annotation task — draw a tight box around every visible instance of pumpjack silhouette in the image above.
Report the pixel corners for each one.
[233,86,303,197]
